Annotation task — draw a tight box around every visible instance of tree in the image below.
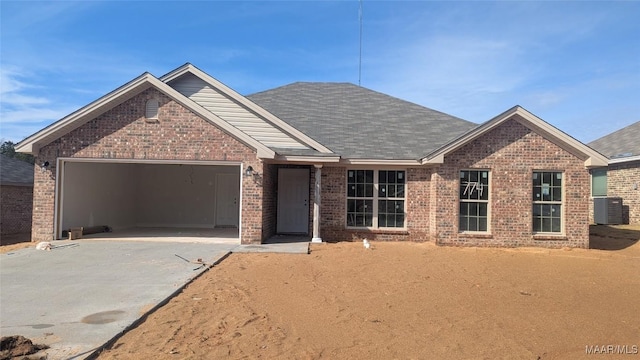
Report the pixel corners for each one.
[0,141,35,164]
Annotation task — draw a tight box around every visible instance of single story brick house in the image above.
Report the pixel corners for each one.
[0,154,34,237]
[16,63,607,248]
[588,121,640,224]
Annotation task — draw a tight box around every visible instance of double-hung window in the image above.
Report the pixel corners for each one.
[532,171,562,233]
[459,170,489,232]
[347,170,405,228]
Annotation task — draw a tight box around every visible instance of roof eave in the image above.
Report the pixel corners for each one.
[273,155,341,163]
[340,158,422,166]
[608,154,640,164]
[16,73,156,155]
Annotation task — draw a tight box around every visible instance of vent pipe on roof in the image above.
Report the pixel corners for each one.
[359,0,363,86]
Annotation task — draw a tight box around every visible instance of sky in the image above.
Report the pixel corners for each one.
[1,1,639,145]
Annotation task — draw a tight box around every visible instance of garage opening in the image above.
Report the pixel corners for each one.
[57,160,241,243]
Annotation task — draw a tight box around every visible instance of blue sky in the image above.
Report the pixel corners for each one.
[1,1,638,144]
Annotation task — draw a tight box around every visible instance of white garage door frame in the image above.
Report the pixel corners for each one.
[54,157,245,241]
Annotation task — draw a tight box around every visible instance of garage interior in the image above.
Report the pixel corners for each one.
[58,161,241,242]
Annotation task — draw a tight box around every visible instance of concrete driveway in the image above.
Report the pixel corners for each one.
[0,240,238,359]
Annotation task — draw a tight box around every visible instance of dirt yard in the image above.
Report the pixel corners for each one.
[89,225,640,360]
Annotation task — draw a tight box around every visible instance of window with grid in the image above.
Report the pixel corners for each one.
[532,171,562,233]
[347,170,405,228]
[459,170,489,232]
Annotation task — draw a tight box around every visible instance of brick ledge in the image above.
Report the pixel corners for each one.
[532,234,568,241]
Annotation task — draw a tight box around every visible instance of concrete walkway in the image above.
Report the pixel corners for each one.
[0,239,309,359]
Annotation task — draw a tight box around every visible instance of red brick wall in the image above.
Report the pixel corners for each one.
[261,163,277,241]
[434,119,590,248]
[318,119,591,248]
[608,161,640,224]
[32,88,263,244]
[1,185,33,235]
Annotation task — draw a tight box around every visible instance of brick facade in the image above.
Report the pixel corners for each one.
[318,120,591,248]
[1,185,33,236]
[433,120,590,248]
[608,160,640,224]
[28,88,594,248]
[32,88,263,244]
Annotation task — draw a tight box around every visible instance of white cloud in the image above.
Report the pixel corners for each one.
[0,68,77,141]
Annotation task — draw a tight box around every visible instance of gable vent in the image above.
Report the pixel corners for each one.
[145,99,159,120]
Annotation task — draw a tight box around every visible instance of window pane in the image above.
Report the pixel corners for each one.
[551,218,561,232]
[379,171,387,184]
[365,170,374,184]
[479,203,487,217]
[479,217,487,231]
[460,202,468,216]
[348,199,356,212]
[379,214,387,227]
[396,184,405,197]
[395,214,404,227]
[468,218,478,231]
[552,187,562,202]
[460,215,468,231]
[541,218,551,232]
[365,184,373,197]
[348,184,356,197]
[470,203,478,216]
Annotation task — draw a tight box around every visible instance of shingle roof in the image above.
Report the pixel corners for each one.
[588,121,640,158]
[247,82,478,159]
[0,155,34,186]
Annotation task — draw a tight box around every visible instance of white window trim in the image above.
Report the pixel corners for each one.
[459,169,491,234]
[532,170,564,234]
[345,169,407,230]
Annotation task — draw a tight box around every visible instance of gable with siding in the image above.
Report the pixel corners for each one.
[168,73,309,150]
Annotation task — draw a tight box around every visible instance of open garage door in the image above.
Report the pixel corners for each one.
[56,160,241,243]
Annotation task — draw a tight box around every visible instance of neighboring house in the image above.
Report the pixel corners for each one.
[0,154,34,236]
[588,121,640,224]
[16,63,607,248]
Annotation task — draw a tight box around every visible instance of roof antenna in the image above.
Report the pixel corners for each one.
[358,0,363,86]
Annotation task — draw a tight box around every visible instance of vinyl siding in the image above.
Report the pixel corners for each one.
[169,74,308,149]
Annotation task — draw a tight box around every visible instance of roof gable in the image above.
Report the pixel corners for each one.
[248,82,477,160]
[161,64,333,154]
[422,106,608,168]
[16,71,276,158]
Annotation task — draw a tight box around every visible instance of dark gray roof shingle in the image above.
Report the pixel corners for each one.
[248,82,477,159]
[0,155,34,186]
[588,121,640,158]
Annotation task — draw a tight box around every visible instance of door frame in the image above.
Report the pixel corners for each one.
[277,168,310,234]
[215,172,240,227]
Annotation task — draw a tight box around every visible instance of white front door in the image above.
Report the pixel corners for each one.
[277,168,310,233]
[216,173,240,227]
